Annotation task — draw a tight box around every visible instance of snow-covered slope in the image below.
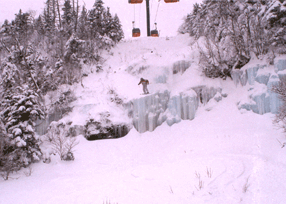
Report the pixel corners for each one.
[62,35,225,134]
[2,35,286,204]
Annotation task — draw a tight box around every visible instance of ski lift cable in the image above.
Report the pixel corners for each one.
[154,0,161,28]
[139,2,141,27]
[134,4,136,27]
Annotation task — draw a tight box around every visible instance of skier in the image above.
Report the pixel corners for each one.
[138,78,149,94]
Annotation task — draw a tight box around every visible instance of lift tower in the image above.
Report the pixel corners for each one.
[129,0,179,37]
[146,0,151,36]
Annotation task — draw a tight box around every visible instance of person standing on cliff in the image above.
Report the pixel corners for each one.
[138,78,149,94]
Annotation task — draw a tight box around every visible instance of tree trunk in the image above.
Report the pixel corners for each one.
[53,0,56,25]
[246,15,252,57]
[73,0,75,12]
[74,0,79,32]
[56,0,62,28]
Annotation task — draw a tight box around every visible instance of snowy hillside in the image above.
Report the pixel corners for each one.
[61,35,224,131]
[1,34,286,204]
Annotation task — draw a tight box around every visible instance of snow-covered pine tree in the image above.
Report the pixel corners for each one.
[0,20,14,45]
[102,7,113,37]
[1,61,22,91]
[108,13,124,43]
[62,0,74,39]
[63,34,85,84]
[5,43,43,92]
[88,0,106,39]
[263,0,286,54]
[14,10,34,44]
[44,0,57,29]
[180,0,285,79]
[34,15,46,37]
[0,119,18,180]
[77,6,88,40]
[0,86,45,169]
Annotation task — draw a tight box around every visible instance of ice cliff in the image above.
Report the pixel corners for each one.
[35,37,286,137]
[232,58,286,114]
[126,85,223,133]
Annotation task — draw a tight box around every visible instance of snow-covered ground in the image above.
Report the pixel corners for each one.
[1,35,286,204]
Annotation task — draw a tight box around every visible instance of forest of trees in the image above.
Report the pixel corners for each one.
[0,0,124,177]
[179,0,286,79]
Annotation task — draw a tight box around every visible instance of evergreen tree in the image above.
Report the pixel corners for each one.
[1,60,22,91]
[102,7,113,36]
[0,119,19,180]
[1,42,46,93]
[44,0,56,28]
[43,3,55,33]
[109,13,124,43]
[180,0,286,79]
[0,20,15,49]
[77,6,88,40]
[0,87,45,169]
[63,34,84,84]
[62,0,74,39]
[263,0,286,53]
[13,10,34,43]
[0,20,14,38]
[0,0,126,95]
[34,15,46,37]
[88,0,106,39]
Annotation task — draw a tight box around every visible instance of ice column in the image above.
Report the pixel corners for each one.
[275,59,286,73]
[246,66,260,85]
[267,74,283,114]
[131,89,200,132]
[166,90,199,126]
[132,91,170,133]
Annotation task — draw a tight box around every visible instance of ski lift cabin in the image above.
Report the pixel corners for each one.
[151,23,159,37]
[164,0,179,3]
[151,29,159,37]
[129,0,143,3]
[132,28,141,37]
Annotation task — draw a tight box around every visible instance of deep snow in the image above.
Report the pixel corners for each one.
[1,35,286,204]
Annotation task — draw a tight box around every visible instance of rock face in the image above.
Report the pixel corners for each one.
[84,116,131,141]
[232,58,286,114]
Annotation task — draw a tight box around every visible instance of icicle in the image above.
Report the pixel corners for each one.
[246,66,260,85]
[267,74,283,114]
[274,59,286,73]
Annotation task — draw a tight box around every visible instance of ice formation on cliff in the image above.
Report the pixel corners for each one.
[129,86,222,133]
[233,59,286,114]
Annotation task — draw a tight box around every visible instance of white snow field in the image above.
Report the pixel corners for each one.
[1,35,286,204]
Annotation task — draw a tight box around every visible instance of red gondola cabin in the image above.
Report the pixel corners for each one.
[132,28,141,37]
[151,29,159,37]
[129,0,143,3]
[164,0,179,3]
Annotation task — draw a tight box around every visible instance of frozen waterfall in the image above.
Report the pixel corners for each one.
[128,86,222,133]
[233,58,286,114]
